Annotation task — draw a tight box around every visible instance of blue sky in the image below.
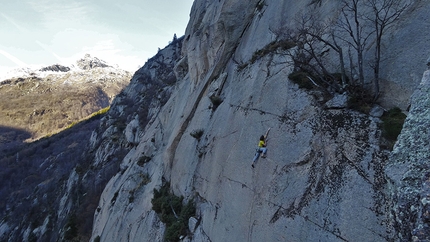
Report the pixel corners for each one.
[0,0,194,75]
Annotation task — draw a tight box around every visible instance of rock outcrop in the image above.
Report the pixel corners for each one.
[39,64,71,72]
[386,70,430,241]
[76,54,110,70]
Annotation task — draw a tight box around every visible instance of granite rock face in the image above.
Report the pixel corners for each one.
[90,1,430,241]
[386,71,430,242]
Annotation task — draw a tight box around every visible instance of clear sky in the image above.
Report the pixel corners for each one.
[0,0,194,75]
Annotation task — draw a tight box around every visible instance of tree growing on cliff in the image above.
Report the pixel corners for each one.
[280,0,411,100]
[276,9,346,94]
[365,0,411,99]
[337,0,370,87]
[337,0,411,99]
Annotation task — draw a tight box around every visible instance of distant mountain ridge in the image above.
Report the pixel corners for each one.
[76,53,110,70]
[1,54,119,82]
[0,54,132,153]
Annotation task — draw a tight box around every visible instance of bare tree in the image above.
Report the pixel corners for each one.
[337,0,373,87]
[366,0,411,99]
[276,0,410,101]
[338,0,410,99]
[302,16,349,89]
[276,9,346,93]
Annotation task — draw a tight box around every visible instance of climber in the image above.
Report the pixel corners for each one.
[251,128,270,168]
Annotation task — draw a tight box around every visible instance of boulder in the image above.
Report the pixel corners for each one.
[369,105,385,118]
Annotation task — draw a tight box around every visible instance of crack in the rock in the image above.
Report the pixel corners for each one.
[342,152,374,186]
[229,104,288,120]
[297,213,349,242]
[223,176,251,191]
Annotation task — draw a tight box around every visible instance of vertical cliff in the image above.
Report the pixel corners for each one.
[86,0,430,241]
[386,70,430,242]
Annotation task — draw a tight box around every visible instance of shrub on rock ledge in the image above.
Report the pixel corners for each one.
[152,183,196,242]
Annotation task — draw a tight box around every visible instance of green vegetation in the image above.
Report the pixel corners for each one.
[93,235,101,242]
[89,106,110,119]
[65,106,110,131]
[152,183,196,242]
[190,129,204,140]
[381,107,406,141]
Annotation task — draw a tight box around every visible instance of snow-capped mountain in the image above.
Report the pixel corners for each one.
[1,54,131,84]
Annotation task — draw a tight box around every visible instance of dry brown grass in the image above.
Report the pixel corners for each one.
[0,72,130,142]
